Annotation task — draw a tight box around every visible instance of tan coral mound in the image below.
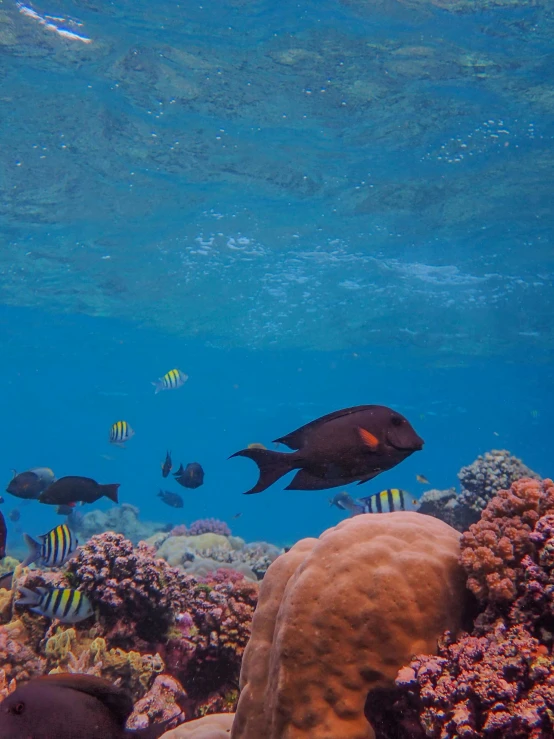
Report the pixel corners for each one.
[162,712,234,737]
[232,512,466,739]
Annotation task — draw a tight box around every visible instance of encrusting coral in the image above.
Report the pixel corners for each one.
[232,511,466,739]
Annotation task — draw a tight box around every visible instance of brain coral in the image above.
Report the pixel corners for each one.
[231,512,466,739]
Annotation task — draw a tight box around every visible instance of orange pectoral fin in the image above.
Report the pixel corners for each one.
[357,427,379,451]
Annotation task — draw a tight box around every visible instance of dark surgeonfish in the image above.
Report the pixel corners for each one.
[161,450,172,478]
[6,467,55,500]
[23,523,78,568]
[0,673,173,738]
[39,476,119,506]
[173,462,204,489]
[0,511,6,559]
[231,405,424,494]
[157,489,184,508]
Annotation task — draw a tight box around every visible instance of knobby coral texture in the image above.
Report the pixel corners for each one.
[0,532,258,723]
[396,477,554,739]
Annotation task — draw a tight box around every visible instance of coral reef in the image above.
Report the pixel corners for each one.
[396,478,554,739]
[233,511,466,739]
[458,450,541,515]
[75,504,167,544]
[417,487,477,532]
[127,674,187,731]
[0,620,45,684]
[396,622,554,739]
[187,519,232,537]
[65,532,191,645]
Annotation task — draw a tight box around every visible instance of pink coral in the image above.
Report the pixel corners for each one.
[188,519,231,537]
[396,623,554,738]
[171,524,189,537]
[460,478,554,605]
[66,532,193,645]
[0,623,45,684]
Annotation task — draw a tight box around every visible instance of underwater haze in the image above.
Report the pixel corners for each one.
[1,0,553,548]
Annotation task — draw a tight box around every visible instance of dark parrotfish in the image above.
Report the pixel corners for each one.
[157,489,184,508]
[0,511,6,559]
[161,450,172,478]
[39,476,119,506]
[0,673,173,739]
[173,462,204,489]
[231,405,424,494]
[6,467,55,500]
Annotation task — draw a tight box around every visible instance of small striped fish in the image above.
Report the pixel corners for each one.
[16,586,94,623]
[109,420,135,446]
[22,523,78,568]
[152,368,188,394]
[358,489,418,514]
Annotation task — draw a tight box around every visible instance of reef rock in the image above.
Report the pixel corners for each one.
[76,504,167,544]
[232,512,466,739]
[161,712,233,737]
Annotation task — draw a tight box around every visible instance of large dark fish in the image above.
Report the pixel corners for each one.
[39,476,119,506]
[0,511,6,559]
[231,405,424,494]
[157,489,184,508]
[173,462,204,489]
[0,673,173,738]
[6,467,55,500]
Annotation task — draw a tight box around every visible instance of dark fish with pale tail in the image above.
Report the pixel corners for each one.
[6,467,55,500]
[39,476,119,506]
[231,405,424,494]
[16,586,94,623]
[157,489,184,508]
[23,523,78,568]
[0,673,173,738]
[358,488,419,514]
[173,462,204,489]
[161,451,172,478]
[0,511,6,559]
[329,491,364,516]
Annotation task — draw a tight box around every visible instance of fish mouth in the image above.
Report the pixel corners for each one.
[388,433,424,452]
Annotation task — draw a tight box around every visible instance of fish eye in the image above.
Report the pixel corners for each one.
[391,415,403,427]
[10,702,25,716]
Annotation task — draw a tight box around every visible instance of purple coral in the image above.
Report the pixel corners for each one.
[65,532,192,645]
[187,518,231,537]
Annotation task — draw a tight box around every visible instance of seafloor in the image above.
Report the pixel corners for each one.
[1,448,553,737]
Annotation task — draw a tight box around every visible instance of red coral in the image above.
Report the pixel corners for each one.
[396,623,554,739]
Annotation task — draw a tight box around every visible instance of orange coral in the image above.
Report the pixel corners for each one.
[460,478,554,604]
[232,512,466,739]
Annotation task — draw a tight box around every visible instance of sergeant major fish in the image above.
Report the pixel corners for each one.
[357,488,419,514]
[109,421,134,446]
[22,523,78,568]
[152,369,188,394]
[16,586,94,623]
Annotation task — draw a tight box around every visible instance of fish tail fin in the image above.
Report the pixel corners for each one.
[21,533,41,568]
[152,380,162,394]
[230,448,295,494]
[101,483,120,503]
[16,586,41,607]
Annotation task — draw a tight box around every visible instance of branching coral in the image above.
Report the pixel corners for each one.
[188,519,232,537]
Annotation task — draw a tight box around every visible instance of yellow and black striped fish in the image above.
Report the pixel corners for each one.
[22,523,78,568]
[109,420,135,446]
[358,489,418,514]
[152,368,188,394]
[16,586,94,623]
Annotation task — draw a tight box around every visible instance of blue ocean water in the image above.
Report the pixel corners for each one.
[1,0,553,552]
